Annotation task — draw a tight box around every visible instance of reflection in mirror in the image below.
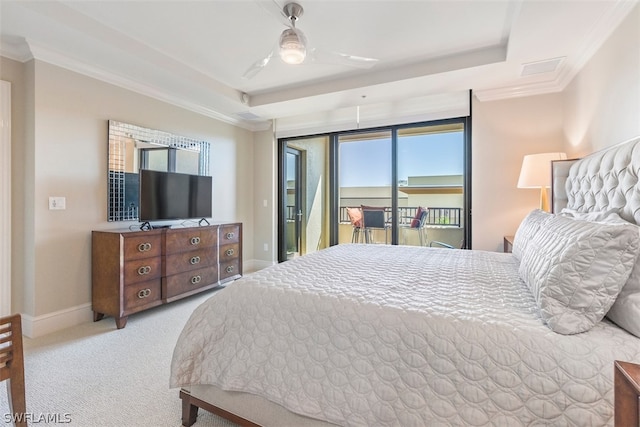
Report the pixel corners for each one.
[107,120,210,221]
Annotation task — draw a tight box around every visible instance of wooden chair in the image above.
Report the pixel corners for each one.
[0,314,27,427]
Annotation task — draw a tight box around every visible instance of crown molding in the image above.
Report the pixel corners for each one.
[475,0,637,103]
[0,39,33,63]
[13,39,268,131]
[474,80,563,102]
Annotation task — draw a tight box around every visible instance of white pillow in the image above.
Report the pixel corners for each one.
[561,209,640,337]
[518,211,640,334]
[512,209,551,261]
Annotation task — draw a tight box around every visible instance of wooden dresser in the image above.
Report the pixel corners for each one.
[92,223,242,329]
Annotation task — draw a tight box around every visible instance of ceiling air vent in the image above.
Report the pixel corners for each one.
[520,57,565,76]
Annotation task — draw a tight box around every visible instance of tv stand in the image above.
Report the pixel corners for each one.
[91,223,242,329]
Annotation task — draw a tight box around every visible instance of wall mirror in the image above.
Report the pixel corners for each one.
[107,120,210,221]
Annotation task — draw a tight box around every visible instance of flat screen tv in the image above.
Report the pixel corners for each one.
[139,169,212,222]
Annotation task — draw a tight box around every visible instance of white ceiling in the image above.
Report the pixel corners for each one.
[0,0,636,131]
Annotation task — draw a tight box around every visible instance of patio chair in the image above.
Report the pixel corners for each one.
[0,314,27,427]
[361,206,389,244]
[400,206,428,246]
[346,207,364,243]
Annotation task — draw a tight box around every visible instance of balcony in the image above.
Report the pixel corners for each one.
[338,206,463,247]
[285,205,463,248]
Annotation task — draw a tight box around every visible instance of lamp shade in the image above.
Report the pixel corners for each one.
[279,28,306,64]
[517,152,567,189]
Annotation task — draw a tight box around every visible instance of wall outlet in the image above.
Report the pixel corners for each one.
[49,196,66,210]
[263,199,268,208]
[263,243,268,252]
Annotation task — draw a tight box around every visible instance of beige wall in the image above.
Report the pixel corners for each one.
[252,127,277,268]
[471,93,566,251]
[2,58,255,330]
[563,3,640,155]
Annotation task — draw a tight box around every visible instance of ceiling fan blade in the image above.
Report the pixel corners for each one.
[242,51,274,80]
[308,48,379,69]
[256,0,293,28]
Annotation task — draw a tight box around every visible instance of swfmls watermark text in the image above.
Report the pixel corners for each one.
[3,413,72,424]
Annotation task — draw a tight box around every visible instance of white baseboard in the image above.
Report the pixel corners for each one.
[21,303,93,338]
[20,260,273,338]
[244,258,275,273]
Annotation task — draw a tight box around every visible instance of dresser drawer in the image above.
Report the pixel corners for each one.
[123,233,162,260]
[220,259,241,281]
[220,224,240,245]
[164,248,217,276]
[123,279,162,313]
[123,256,162,285]
[163,265,219,300]
[219,243,240,262]
[165,227,217,254]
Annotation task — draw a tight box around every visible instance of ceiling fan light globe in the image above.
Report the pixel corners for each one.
[279,28,306,65]
[280,47,306,64]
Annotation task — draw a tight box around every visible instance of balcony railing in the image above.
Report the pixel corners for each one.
[286,206,462,227]
[339,206,461,227]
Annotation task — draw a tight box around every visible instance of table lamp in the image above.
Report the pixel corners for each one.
[517,152,567,212]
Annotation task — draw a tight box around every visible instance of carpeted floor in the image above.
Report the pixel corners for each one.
[0,289,237,427]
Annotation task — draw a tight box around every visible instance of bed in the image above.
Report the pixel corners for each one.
[170,136,640,426]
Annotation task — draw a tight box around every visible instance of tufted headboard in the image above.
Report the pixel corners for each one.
[552,136,640,225]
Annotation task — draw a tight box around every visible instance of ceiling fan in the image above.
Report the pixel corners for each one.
[242,1,379,79]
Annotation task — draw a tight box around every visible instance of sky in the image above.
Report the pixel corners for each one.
[339,131,464,187]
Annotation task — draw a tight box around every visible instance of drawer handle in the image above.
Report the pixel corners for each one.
[137,265,151,275]
[190,237,201,245]
[190,256,201,265]
[226,265,234,273]
[191,275,202,284]
[138,242,152,252]
[225,248,235,256]
[225,232,235,240]
[137,288,151,299]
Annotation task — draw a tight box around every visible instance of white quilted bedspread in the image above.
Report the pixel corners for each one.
[170,244,640,426]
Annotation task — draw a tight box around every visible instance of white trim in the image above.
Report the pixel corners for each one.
[20,303,93,338]
[24,41,270,132]
[16,258,275,337]
[0,80,11,317]
[243,259,274,274]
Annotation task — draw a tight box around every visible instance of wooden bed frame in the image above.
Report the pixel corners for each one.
[180,384,337,426]
[180,389,259,427]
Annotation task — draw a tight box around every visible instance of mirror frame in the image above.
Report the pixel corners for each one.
[107,120,210,221]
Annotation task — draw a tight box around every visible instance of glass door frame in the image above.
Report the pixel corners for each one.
[278,115,472,261]
[278,144,302,262]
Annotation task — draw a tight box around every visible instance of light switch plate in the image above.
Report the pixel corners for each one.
[49,196,66,210]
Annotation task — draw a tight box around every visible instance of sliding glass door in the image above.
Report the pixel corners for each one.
[338,131,392,245]
[279,117,471,261]
[396,124,465,248]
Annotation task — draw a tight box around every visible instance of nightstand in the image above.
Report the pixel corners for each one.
[615,360,640,426]
[503,235,514,253]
